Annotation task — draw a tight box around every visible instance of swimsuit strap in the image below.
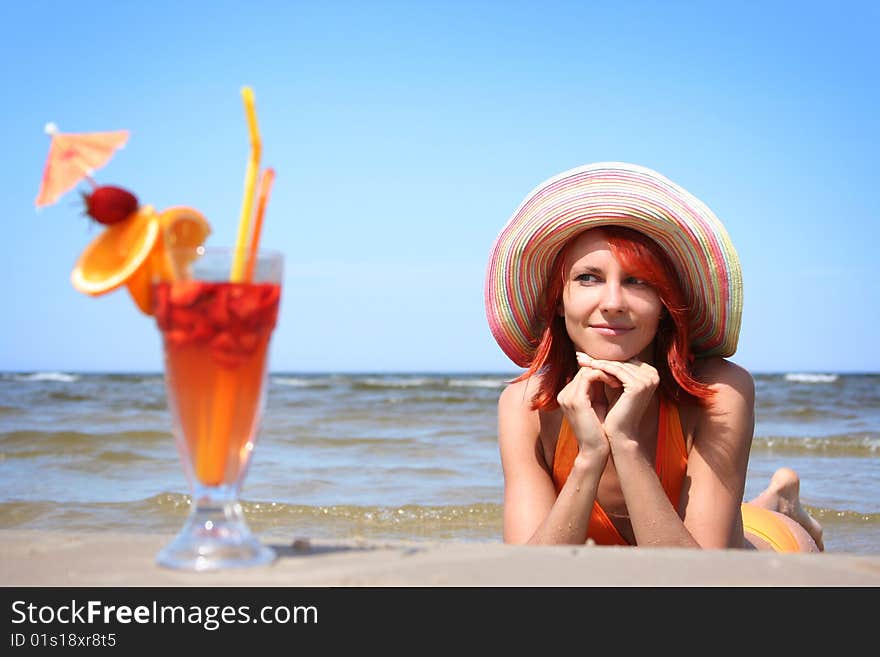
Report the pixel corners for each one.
[657,398,688,506]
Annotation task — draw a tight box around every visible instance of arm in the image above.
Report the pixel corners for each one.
[588,357,754,548]
[678,359,755,549]
[498,373,609,545]
[586,357,701,547]
[609,445,701,547]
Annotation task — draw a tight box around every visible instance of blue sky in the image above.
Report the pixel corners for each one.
[2,0,877,374]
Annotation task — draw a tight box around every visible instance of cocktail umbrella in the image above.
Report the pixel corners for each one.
[35,123,129,207]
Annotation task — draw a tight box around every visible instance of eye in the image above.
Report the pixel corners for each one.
[575,273,600,283]
[624,276,648,285]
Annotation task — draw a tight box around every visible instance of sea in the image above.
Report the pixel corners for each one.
[0,371,877,555]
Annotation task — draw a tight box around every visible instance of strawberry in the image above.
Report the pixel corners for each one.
[82,185,139,225]
[169,280,207,307]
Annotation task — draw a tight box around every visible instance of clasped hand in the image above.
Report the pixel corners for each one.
[556,352,660,454]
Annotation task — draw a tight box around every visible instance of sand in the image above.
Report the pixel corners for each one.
[2,529,879,586]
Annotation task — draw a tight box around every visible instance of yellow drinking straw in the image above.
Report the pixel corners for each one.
[203,86,264,485]
[244,167,275,282]
[231,86,261,282]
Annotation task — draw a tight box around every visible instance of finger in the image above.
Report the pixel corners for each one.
[575,351,601,369]
[576,353,622,387]
[576,366,606,401]
[582,367,622,388]
[574,368,609,415]
[639,361,661,387]
[560,366,591,407]
[591,358,658,389]
[584,358,639,385]
[628,358,660,386]
[623,357,655,375]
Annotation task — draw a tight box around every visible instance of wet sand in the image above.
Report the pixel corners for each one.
[2,530,879,586]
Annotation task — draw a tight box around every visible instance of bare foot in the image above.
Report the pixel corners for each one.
[749,467,824,551]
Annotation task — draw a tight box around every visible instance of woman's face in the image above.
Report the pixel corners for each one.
[559,230,664,362]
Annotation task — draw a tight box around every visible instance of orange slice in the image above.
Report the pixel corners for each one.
[71,205,160,296]
[126,207,211,315]
[155,206,212,280]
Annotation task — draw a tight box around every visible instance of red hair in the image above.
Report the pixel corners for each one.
[513,226,715,410]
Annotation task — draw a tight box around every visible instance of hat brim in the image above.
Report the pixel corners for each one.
[484,162,743,367]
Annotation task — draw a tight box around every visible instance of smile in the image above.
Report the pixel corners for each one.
[589,324,634,336]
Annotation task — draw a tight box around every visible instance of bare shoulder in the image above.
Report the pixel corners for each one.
[693,357,755,408]
[497,375,542,444]
[498,375,540,414]
[686,358,756,461]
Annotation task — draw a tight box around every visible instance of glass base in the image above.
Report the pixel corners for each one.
[157,492,275,571]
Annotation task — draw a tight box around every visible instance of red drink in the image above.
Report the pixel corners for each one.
[155,279,281,487]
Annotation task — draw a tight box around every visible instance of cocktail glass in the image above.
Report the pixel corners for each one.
[154,246,283,570]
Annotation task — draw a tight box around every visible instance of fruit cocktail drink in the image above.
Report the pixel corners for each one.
[44,86,280,570]
[153,246,283,570]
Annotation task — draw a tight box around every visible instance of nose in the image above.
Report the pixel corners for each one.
[599,280,627,313]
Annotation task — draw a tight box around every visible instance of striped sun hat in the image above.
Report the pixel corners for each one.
[484,162,743,367]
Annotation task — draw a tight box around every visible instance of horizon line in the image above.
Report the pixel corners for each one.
[2,369,878,376]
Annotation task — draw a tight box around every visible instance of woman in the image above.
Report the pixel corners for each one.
[484,162,823,551]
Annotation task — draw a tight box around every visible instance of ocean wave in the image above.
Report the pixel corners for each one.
[757,405,853,421]
[784,373,839,383]
[751,434,879,455]
[810,507,880,523]
[289,435,422,448]
[353,377,435,389]
[0,494,192,532]
[244,501,502,521]
[201,499,504,541]
[381,393,494,406]
[353,376,510,391]
[447,378,508,388]
[0,429,171,454]
[8,372,80,383]
[47,391,93,402]
[0,497,505,541]
[129,375,165,386]
[273,375,446,390]
[272,377,334,388]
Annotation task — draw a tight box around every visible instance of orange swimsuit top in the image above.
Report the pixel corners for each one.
[550,395,688,546]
